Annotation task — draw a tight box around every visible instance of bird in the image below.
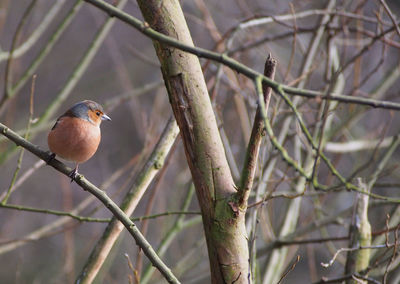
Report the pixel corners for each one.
[47,100,111,181]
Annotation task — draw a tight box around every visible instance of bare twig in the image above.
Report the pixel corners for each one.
[1,0,38,109]
[321,244,392,268]
[0,203,200,223]
[378,0,400,38]
[277,255,301,284]
[0,0,83,114]
[1,75,36,204]
[0,1,65,63]
[383,224,400,283]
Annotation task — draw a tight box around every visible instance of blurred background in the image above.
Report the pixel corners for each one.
[1,0,400,283]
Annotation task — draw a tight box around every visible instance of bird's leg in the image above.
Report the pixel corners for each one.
[68,163,79,183]
[47,153,56,164]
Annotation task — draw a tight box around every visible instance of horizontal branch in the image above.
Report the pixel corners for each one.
[0,203,200,223]
[83,0,400,111]
[325,136,395,153]
[0,122,180,284]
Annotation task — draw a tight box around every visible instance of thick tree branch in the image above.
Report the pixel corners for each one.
[0,122,180,284]
[135,0,250,282]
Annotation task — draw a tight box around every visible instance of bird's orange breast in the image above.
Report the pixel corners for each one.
[47,116,101,163]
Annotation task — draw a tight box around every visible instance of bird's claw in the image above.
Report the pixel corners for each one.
[47,153,56,165]
[68,168,78,183]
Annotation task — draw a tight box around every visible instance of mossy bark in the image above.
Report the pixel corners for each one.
[136,0,250,282]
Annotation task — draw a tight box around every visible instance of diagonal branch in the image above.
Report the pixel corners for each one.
[0,122,180,284]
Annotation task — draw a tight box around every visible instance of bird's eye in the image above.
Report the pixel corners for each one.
[96,111,101,116]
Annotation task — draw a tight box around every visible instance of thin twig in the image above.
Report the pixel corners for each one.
[321,244,394,268]
[0,0,83,114]
[378,0,400,38]
[0,1,66,63]
[383,224,400,283]
[0,203,200,223]
[1,0,38,108]
[1,74,36,204]
[277,255,301,284]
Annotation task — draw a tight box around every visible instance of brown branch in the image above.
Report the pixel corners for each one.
[237,55,276,209]
[277,255,301,284]
[1,0,38,109]
[378,0,400,39]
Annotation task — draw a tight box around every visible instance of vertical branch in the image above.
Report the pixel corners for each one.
[344,179,371,284]
[1,75,36,204]
[237,55,276,209]
[1,0,38,108]
[136,1,250,282]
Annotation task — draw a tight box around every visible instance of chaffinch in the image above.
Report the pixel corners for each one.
[48,100,111,181]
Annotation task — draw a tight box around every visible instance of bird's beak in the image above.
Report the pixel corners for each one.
[101,114,111,121]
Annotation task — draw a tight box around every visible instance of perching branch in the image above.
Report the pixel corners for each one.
[0,122,180,284]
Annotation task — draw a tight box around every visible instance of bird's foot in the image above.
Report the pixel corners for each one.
[68,168,78,183]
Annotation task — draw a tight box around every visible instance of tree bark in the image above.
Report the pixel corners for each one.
[136,0,250,282]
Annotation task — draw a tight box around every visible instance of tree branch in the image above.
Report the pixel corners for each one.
[237,55,276,209]
[0,203,200,223]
